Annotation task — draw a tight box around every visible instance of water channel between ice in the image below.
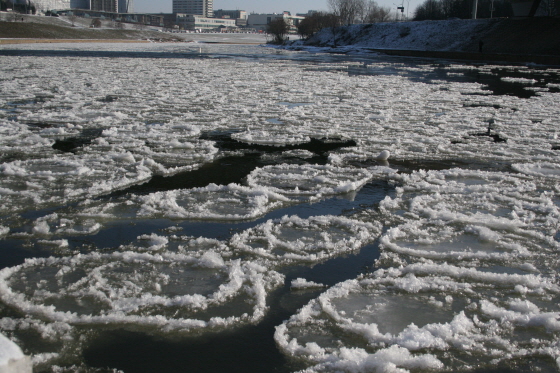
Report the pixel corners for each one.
[0,42,560,373]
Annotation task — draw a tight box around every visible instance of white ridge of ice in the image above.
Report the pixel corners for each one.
[512,162,560,180]
[290,278,326,289]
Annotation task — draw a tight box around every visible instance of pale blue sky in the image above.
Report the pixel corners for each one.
[133,0,419,18]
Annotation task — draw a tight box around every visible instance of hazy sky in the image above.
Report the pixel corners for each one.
[133,0,420,18]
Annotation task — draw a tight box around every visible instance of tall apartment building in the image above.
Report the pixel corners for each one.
[13,0,71,11]
[22,0,133,12]
[213,9,247,27]
[173,0,213,18]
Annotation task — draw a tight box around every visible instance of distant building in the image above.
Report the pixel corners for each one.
[213,9,247,27]
[18,0,133,12]
[12,0,70,11]
[173,0,213,18]
[90,0,117,12]
[71,0,89,9]
[296,10,318,17]
[118,0,133,13]
[247,12,305,32]
[176,13,236,31]
[88,0,132,12]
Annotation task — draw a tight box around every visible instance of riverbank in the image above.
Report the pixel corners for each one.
[0,14,269,44]
[0,38,151,44]
[0,15,183,42]
[288,17,560,65]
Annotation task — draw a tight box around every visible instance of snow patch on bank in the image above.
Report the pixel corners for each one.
[288,19,498,52]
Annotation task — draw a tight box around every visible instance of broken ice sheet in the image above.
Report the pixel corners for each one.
[135,183,291,220]
[275,263,560,372]
[230,215,381,266]
[87,123,218,176]
[376,168,560,269]
[0,153,152,216]
[0,248,283,332]
[246,164,374,200]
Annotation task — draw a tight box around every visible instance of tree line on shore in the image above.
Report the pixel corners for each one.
[267,0,513,43]
[1,0,37,14]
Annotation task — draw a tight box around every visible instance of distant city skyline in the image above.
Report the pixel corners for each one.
[134,0,421,18]
[135,0,328,14]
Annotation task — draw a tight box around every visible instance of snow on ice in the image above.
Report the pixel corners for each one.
[0,40,559,372]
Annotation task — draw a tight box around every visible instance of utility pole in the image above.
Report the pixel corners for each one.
[397,4,404,20]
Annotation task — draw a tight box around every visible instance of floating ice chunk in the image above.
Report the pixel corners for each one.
[302,345,444,373]
[376,150,390,161]
[500,77,538,84]
[512,162,560,180]
[281,149,315,159]
[32,220,50,235]
[0,332,32,373]
[480,299,560,332]
[37,239,69,248]
[379,220,534,262]
[232,129,311,146]
[198,250,226,269]
[137,233,169,251]
[290,278,325,289]
[87,124,217,176]
[230,215,381,265]
[0,154,152,215]
[137,183,291,220]
[247,164,373,199]
[377,168,560,269]
[275,264,560,372]
[0,250,284,333]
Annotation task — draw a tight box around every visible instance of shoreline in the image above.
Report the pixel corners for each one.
[372,48,560,66]
[0,38,151,44]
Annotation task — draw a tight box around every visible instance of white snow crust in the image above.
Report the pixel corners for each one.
[288,19,498,52]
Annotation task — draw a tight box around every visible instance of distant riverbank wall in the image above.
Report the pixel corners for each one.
[293,17,560,63]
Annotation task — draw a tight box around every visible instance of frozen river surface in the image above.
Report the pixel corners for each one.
[1,41,560,373]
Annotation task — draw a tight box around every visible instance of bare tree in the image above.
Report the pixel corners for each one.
[297,12,339,39]
[328,0,367,25]
[363,0,393,22]
[67,13,78,26]
[266,18,290,44]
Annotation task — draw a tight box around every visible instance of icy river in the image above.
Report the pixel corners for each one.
[1,40,560,373]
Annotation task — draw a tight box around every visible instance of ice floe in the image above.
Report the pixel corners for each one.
[230,215,381,266]
[246,164,375,200]
[275,263,560,372]
[0,248,283,332]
